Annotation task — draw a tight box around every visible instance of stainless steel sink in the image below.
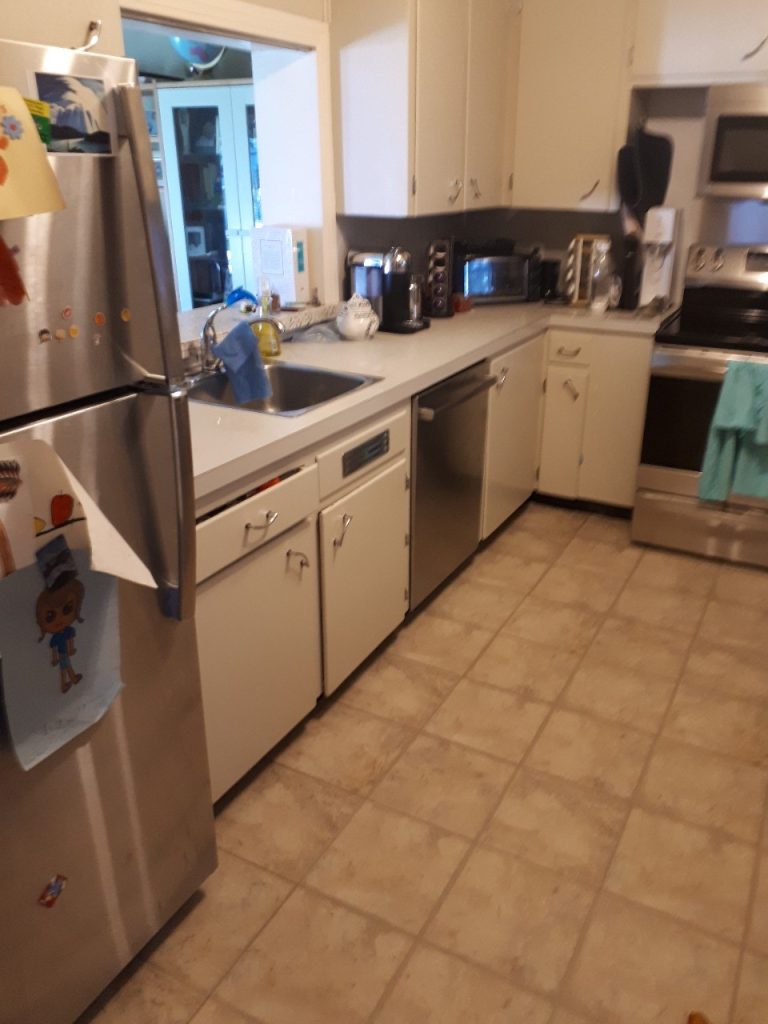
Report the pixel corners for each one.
[187,363,381,416]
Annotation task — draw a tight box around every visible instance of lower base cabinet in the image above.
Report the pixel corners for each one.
[196,516,322,801]
[320,456,410,695]
[482,333,545,538]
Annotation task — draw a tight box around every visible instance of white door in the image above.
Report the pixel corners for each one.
[196,517,322,801]
[156,83,256,310]
[512,0,631,210]
[464,0,512,209]
[632,0,768,81]
[414,0,469,214]
[578,335,653,507]
[319,458,409,695]
[538,364,589,499]
[482,334,545,538]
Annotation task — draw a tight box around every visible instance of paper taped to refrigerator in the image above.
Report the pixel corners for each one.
[0,549,121,769]
[0,439,154,587]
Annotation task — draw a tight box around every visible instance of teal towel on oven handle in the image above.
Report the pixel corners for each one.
[699,361,768,501]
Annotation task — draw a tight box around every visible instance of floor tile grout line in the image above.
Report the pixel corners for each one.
[548,559,732,1020]
[726,774,768,1024]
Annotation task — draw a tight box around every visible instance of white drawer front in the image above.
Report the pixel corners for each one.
[548,329,594,366]
[315,407,410,500]
[196,463,319,582]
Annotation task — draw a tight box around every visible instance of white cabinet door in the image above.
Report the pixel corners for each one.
[464,0,513,209]
[414,0,469,214]
[196,517,322,801]
[538,364,589,499]
[320,458,409,694]
[512,0,631,211]
[578,334,653,506]
[482,334,545,539]
[632,0,768,82]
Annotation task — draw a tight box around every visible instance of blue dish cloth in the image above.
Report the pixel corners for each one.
[699,361,768,501]
[212,321,272,405]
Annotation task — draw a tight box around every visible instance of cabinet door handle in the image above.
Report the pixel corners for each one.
[495,367,509,389]
[742,33,768,60]
[333,513,353,548]
[448,179,464,204]
[557,345,582,358]
[286,548,310,569]
[563,377,580,401]
[245,509,278,532]
[469,177,482,199]
[579,179,600,201]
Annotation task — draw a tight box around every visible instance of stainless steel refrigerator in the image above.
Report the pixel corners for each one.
[0,38,216,1024]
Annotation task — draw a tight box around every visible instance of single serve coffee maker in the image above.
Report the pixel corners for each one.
[380,246,429,333]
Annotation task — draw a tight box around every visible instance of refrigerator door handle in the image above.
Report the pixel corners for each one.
[160,386,197,621]
[117,83,185,387]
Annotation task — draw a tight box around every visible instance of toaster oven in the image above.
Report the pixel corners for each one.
[452,241,541,304]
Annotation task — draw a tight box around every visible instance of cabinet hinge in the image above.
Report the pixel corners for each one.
[405,532,410,547]
[411,175,416,196]
[405,473,411,491]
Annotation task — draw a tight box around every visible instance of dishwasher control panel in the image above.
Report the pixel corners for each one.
[342,430,390,478]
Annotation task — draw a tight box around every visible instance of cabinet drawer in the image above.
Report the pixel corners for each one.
[196,463,319,583]
[315,407,410,500]
[548,330,594,366]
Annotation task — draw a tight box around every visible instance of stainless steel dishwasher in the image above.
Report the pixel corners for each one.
[410,363,495,609]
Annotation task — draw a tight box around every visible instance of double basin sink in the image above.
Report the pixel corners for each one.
[188,362,380,417]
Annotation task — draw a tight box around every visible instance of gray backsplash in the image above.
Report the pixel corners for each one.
[337,208,624,280]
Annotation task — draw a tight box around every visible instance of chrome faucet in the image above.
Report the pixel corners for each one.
[200,303,227,371]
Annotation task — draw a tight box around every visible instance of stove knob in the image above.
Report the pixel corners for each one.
[712,248,725,271]
[693,247,708,271]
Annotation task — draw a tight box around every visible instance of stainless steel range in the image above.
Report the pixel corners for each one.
[632,243,768,568]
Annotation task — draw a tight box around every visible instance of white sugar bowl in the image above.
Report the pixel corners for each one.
[336,294,379,340]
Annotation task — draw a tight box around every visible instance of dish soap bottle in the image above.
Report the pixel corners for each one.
[251,276,281,359]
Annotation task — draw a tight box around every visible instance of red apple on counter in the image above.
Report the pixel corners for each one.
[51,493,74,527]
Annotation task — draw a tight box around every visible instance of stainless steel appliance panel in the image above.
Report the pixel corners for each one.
[0,580,216,1024]
[699,83,768,201]
[0,390,196,620]
[0,40,183,421]
[410,366,493,609]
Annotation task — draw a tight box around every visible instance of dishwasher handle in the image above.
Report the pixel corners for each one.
[417,375,496,422]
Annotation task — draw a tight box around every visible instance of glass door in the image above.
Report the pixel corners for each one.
[230,85,262,299]
[156,84,258,310]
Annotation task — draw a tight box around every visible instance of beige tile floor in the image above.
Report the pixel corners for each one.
[79,502,768,1024]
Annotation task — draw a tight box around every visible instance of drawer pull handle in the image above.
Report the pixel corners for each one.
[563,377,580,401]
[333,513,353,549]
[495,367,509,389]
[447,178,463,204]
[245,510,279,532]
[579,179,600,201]
[469,177,482,199]
[286,549,310,569]
[557,345,582,358]
[742,33,768,60]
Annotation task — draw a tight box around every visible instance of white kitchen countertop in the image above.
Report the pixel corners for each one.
[187,302,662,514]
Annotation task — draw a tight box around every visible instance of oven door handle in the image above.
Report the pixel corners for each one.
[651,362,728,383]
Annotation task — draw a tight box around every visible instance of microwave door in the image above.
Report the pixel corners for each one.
[699,84,768,200]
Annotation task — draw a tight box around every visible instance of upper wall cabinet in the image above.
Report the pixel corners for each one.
[631,0,768,84]
[511,0,633,211]
[331,0,514,216]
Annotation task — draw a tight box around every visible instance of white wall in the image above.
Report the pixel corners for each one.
[243,0,326,19]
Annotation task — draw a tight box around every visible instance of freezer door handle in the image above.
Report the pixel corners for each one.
[117,84,185,386]
[163,387,197,621]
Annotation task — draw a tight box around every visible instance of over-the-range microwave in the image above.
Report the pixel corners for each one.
[699,84,768,201]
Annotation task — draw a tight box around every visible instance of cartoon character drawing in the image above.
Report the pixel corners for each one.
[36,577,85,693]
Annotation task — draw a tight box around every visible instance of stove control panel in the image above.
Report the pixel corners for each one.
[686,243,768,291]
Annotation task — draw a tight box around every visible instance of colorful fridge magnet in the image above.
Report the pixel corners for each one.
[38,874,67,908]
[34,74,113,155]
[0,459,22,577]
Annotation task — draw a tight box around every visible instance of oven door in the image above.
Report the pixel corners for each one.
[637,345,730,498]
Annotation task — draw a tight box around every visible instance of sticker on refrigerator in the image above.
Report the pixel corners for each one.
[33,74,114,156]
